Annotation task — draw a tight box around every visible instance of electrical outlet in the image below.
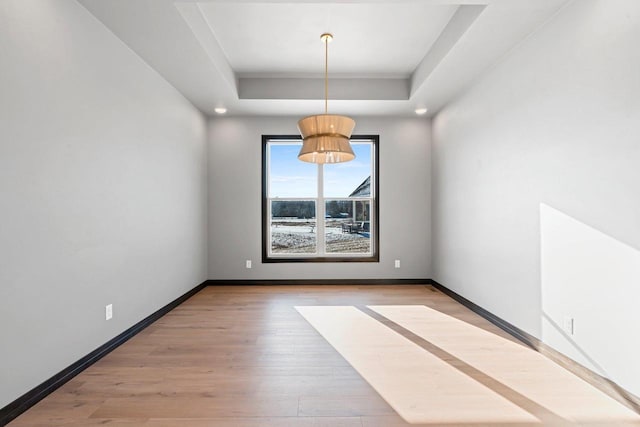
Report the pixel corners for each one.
[246,260,252,269]
[394,259,401,269]
[563,316,574,336]
[105,304,113,321]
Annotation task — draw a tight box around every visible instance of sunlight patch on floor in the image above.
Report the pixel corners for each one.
[295,306,540,425]
[369,305,640,424]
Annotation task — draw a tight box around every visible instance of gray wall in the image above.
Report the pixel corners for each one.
[208,116,431,280]
[432,0,640,396]
[0,0,208,407]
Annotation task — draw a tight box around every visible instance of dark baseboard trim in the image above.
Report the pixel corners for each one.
[0,280,208,426]
[430,280,640,414]
[430,280,539,350]
[206,279,431,286]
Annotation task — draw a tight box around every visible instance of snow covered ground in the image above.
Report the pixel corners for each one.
[271,223,370,254]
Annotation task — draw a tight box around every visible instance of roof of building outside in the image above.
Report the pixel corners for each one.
[349,176,370,197]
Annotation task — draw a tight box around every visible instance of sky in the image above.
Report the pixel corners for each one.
[269,142,372,198]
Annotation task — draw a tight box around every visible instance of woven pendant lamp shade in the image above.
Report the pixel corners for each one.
[297,114,356,164]
[297,33,355,164]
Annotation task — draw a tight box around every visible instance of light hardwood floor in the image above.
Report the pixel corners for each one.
[9,285,640,426]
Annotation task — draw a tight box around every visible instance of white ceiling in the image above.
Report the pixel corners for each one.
[199,2,457,76]
[79,0,569,117]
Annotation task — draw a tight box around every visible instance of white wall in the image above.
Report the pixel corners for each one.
[0,0,207,407]
[208,116,431,280]
[432,0,640,396]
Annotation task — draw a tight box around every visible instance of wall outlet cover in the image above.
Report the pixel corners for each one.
[563,316,574,336]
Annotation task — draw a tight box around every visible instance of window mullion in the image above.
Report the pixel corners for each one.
[317,163,325,255]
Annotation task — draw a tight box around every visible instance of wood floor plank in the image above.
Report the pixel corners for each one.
[90,396,299,418]
[146,417,363,427]
[297,395,396,417]
[9,418,148,427]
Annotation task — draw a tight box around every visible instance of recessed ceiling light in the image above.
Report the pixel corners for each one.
[214,107,227,114]
[415,107,428,115]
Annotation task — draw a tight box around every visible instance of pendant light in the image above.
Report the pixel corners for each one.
[297,33,356,164]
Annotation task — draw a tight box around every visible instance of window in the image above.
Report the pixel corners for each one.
[262,135,379,262]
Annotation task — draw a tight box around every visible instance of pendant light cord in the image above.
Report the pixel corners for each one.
[324,35,328,114]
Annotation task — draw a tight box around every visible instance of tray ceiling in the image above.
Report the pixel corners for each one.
[198,2,457,77]
[79,0,569,117]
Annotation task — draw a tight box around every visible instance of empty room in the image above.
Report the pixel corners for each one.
[1,0,639,425]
